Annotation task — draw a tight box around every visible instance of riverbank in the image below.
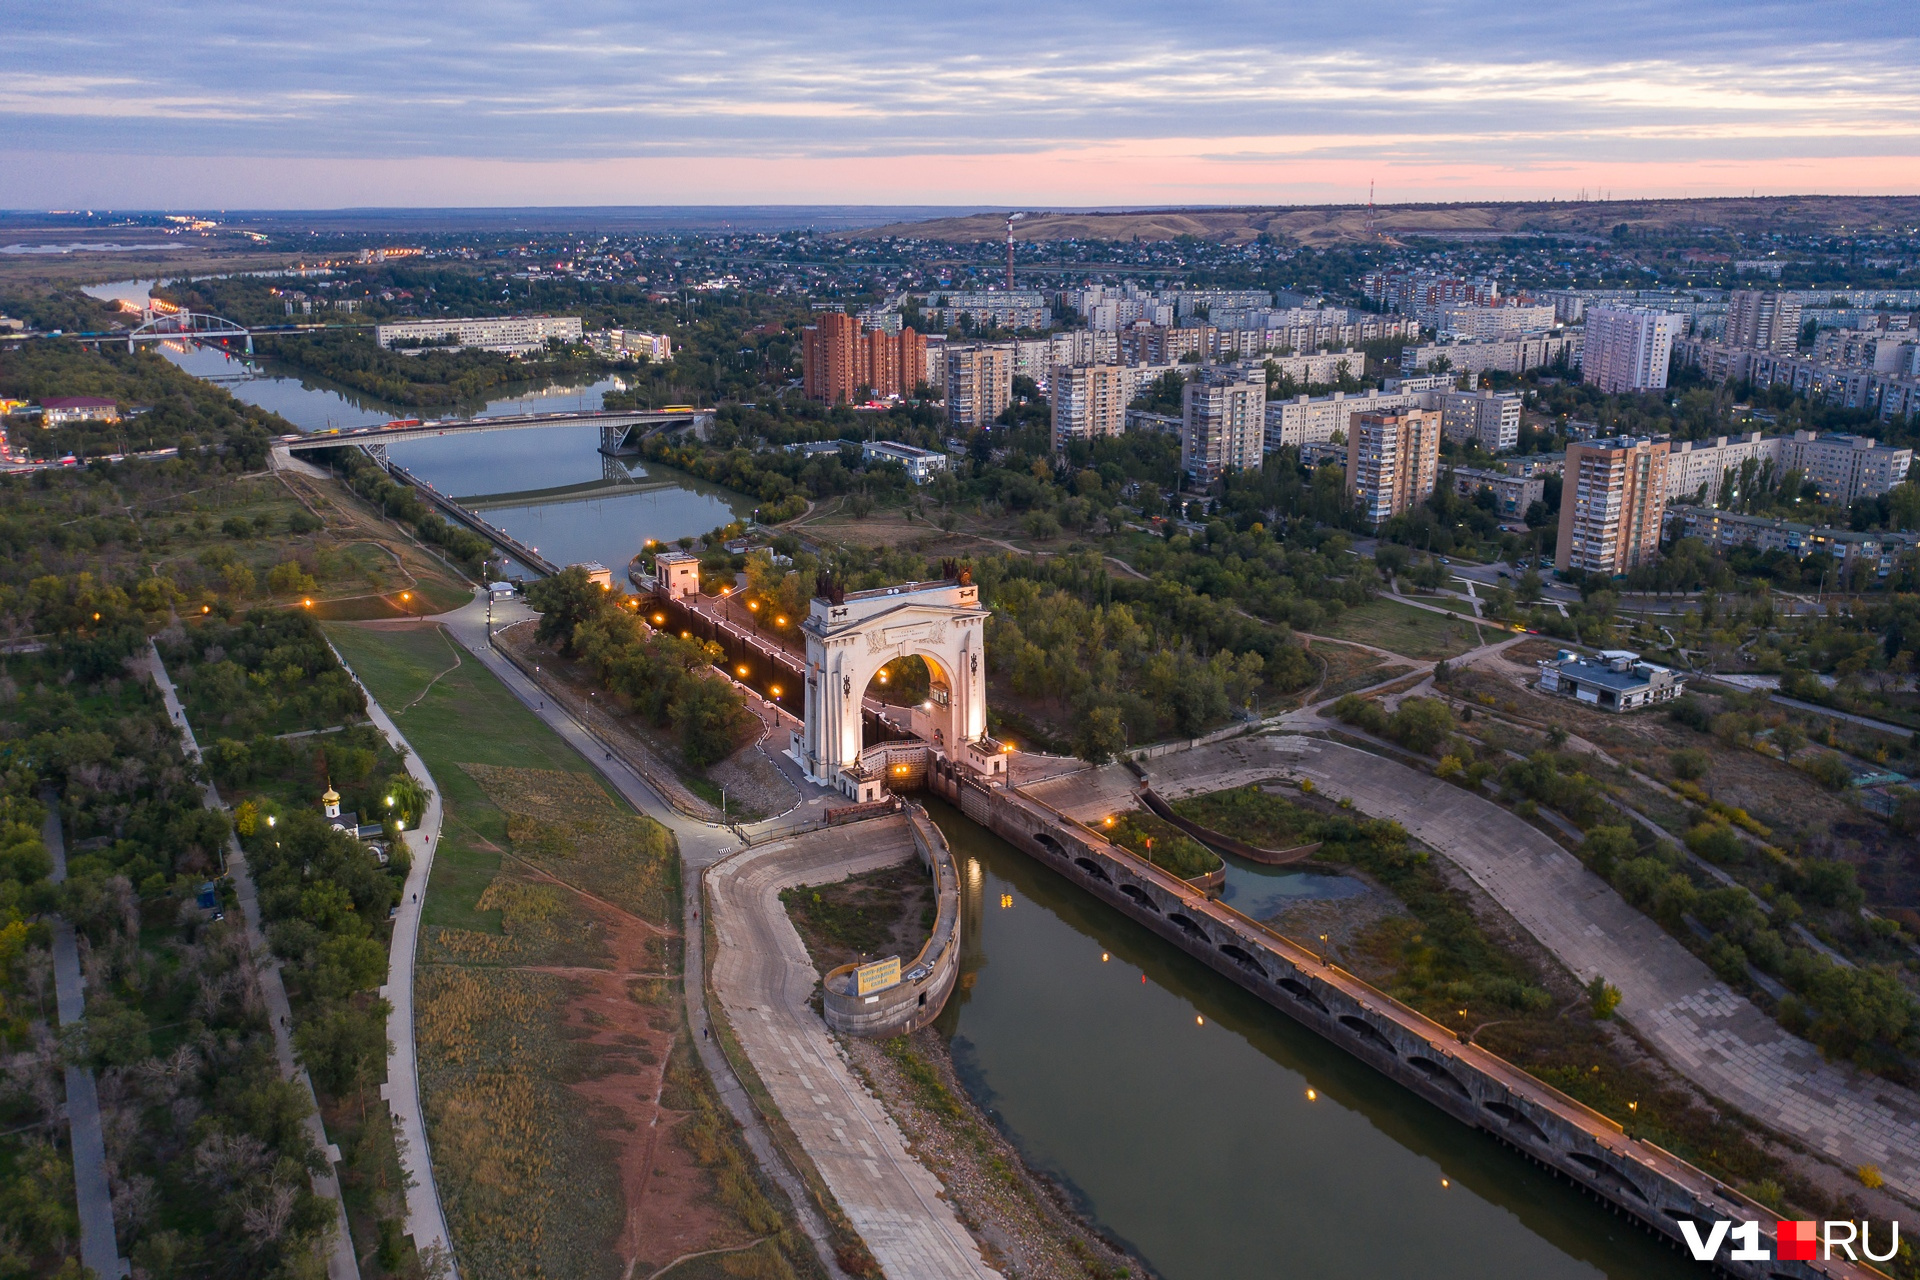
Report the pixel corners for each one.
[785,862,1142,1280]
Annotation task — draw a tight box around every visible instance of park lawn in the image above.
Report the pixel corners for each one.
[1323,597,1482,661]
[325,621,628,936]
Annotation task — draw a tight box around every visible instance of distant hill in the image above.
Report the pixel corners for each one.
[841,195,1920,247]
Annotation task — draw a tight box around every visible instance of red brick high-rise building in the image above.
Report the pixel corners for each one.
[803,315,926,402]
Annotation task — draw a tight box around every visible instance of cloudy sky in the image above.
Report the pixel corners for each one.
[6,0,1918,208]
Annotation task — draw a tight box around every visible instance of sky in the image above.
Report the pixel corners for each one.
[6,0,1919,209]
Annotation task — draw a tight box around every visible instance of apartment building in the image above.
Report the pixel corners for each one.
[1346,409,1442,524]
[1265,349,1365,386]
[1399,332,1581,378]
[1814,327,1920,375]
[1361,271,1499,324]
[1725,290,1802,353]
[1556,437,1671,574]
[374,314,583,355]
[1265,387,1429,452]
[1439,389,1522,452]
[1051,365,1132,450]
[945,343,1015,429]
[1581,308,1677,394]
[1789,431,1914,505]
[1437,305,1557,340]
[1664,432,1780,502]
[1181,371,1267,485]
[801,312,929,402]
[1669,504,1920,573]
[589,328,672,362]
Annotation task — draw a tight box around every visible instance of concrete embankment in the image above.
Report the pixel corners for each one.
[929,761,1883,1280]
[822,808,962,1037]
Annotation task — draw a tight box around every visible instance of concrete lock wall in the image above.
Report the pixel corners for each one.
[823,809,962,1038]
[959,776,1877,1280]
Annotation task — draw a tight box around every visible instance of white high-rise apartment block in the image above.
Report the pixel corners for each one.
[1181,372,1266,484]
[1439,389,1522,452]
[1725,290,1802,352]
[1051,365,1131,450]
[1581,307,1677,394]
[945,344,1014,429]
[1347,410,1442,524]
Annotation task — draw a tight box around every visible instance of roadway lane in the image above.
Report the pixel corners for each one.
[706,820,1003,1280]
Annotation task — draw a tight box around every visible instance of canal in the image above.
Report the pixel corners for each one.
[927,798,1699,1280]
[117,275,1704,1278]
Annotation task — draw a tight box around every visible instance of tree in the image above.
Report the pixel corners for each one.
[1073,704,1126,765]
[526,566,612,654]
[671,677,745,768]
[1578,825,1637,879]
[382,772,430,830]
[1386,697,1455,755]
[1587,975,1621,1020]
[294,1000,391,1096]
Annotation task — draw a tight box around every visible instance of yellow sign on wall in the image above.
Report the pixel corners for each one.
[856,956,901,996]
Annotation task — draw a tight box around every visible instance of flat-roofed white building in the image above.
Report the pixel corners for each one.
[1439,389,1521,452]
[375,315,583,354]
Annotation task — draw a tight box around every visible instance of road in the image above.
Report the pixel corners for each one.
[705,820,1003,1280]
[1136,732,1920,1201]
[43,796,130,1280]
[431,592,855,1280]
[147,646,361,1280]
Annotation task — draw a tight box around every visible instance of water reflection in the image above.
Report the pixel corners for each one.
[926,799,1697,1280]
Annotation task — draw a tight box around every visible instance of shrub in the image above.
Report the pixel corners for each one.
[1667,696,1712,732]
[1587,975,1621,1020]
[1387,697,1456,755]
[1797,752,1854,791]
[1330,693,1386,735]
[1577,825,1637,879]
[1684,822,1744,865]
[1669,748,1711,780]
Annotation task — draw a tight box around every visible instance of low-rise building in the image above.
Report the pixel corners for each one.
[1537,649,1685,712]
[589,328,672,362]
[863,441,949,484]
[41,396,120,425]
[1668,504,1920,575]
[1449,466,1544,520]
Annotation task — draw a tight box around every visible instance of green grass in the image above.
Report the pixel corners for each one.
[1323,597,1482,661]
[324,622,641,937]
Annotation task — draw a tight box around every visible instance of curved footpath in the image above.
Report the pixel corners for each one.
[1135,732,1920,1202]
[322,641,456,1269]
[432,593,856,1280]
[705,817,1003,1280]
[146,646,362,1280]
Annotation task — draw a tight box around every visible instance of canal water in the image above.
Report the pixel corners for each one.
[83,278,748,574]
[121,273,1703,1278]
[927,799,1699,1280]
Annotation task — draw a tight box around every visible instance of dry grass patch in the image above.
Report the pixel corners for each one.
[461,763,679,920]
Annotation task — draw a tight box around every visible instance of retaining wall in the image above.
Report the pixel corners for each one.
[822,809,962,1038]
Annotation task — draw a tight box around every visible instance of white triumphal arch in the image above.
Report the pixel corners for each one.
[793,571,1008,799]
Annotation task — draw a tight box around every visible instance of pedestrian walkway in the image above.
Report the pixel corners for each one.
[321,641,456,1268]
[146,646,362,1280]
[707,822,1002,1280]
[43,797,130,1280]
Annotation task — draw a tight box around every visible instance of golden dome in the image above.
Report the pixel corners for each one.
[322,787,340,804]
